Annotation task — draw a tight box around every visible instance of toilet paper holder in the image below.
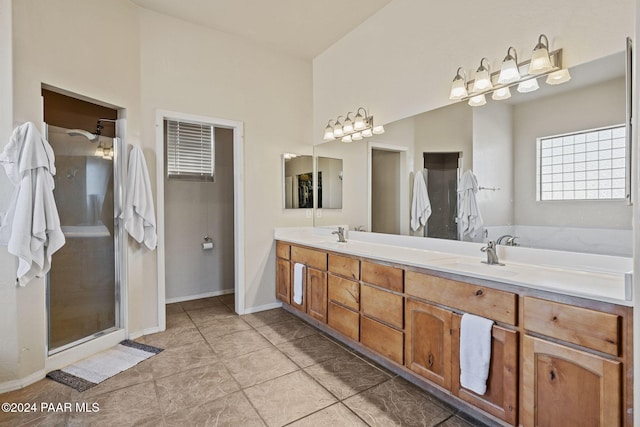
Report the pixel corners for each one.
[202,235,214,250]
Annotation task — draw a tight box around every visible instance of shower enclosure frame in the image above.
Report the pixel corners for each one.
[44,123,127,357]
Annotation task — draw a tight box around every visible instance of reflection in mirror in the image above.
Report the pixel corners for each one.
[283,154,313,209]
[316,157,343,209]
[313,49,632,256]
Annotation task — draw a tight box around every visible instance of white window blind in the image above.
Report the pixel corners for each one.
[165,119,215,181]
[536,124,626,201]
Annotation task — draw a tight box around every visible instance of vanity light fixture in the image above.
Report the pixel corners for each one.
[449,67,468,100]
[449,34,570,107]
[497,47,520,84]
[517,78,539,93]
[472,58,493,92]
[529,34,553,75]
[323,107,385,142]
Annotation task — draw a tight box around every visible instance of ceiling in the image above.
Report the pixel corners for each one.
[131,0,392,60]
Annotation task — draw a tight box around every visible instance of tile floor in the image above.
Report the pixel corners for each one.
[0,294,486,427]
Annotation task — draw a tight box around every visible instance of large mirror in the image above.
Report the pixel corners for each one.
[314,48,632,257]
[316,157,343,209]
[283,154,314,209]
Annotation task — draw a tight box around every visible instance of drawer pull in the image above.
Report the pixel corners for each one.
[426,353,434,368]
[475,289,484,296]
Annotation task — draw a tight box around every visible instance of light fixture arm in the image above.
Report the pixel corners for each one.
[535,34,549,51]
[505,46,518,63]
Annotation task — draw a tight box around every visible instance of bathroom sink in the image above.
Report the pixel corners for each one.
[435,260,520,278]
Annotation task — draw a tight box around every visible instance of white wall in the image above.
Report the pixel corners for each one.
[371,150,400,233]
[165,128,234,300]
[138,8,313,311]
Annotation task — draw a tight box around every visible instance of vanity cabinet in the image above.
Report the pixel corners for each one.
[275,241,632,427]
[360,262,404,365]
[327,254,360,341]
[521,297,627,427]
[275,242,291,304]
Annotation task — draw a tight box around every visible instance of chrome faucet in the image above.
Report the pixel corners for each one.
[481,240,502,265]
[496,234,519,246]
[332,227,347,243]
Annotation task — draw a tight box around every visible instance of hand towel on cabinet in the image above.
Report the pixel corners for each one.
[0,122,65,286]
[410,169,432,232]
[460,313,494,395]
[120,145,157,250]
[457,170,483,239]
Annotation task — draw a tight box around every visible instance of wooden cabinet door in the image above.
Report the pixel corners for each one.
[451,314,518,426]
[405,299,452,390]
[276,258,291,304]
[522,336,621,427]
[306,267,327,323]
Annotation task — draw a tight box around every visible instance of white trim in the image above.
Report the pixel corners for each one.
[0,370,46,394]
[241,301,283,314]
[165,288,234,304]
[128,326,163,340]
[45,329,126,372]
[367,142,410,234]
[155,110,246,324]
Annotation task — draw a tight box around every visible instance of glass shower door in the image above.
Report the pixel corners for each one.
[46,125,121,354]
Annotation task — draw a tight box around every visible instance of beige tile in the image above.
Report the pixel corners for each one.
[187,305,236,325]
[0,379,71,427]
[206,329,273,360]
[165,303,184,314]
[143,325,204,349]
[242,308,295,328]
[166,311,194,329]
[155,363,239,416]
[244,370,337,427]
[304,354,392,399]
[67,382,161,426]
[277,334,352,368]
[197,316,252,340]
[180,297,224,311]
[219,292,235,307]
[164,391,265,427]
[256,318,317,345]
[149,341,218,379]
[223,347,298,387]
[288,403,368,427]
[343,377,454,427]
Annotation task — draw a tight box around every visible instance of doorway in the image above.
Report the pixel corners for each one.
[423,152,460,240]
[43,89,124,354]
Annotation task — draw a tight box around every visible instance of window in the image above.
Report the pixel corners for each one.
[165,119,215,181]
[537,124,627,201]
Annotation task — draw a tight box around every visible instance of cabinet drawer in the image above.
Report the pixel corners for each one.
[291,246,327,271]
[361,284,403,329]
[328,274,360,311]
[361,316,404,365]
[361,261,403,292]
[523,297,621,356]
[405,271,517,325]
[276,241,290,259]
[328,302,359,341]
[328,254,360,280]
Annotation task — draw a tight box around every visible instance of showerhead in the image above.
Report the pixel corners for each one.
[66,129,99,142]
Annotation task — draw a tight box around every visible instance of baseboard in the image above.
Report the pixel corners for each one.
[0,369,46,394]
[128,326,163,340]
[166,288,234,304]
[242,301,283,314]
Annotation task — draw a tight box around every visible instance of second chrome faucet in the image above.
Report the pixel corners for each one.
[481,240,504,265]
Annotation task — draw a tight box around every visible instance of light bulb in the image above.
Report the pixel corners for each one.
[517,78,539,93]
[546,69,571,85]
[352,132,362,141]
[468,94,487,106]
[341,135,352,143]
[492,87,511,100]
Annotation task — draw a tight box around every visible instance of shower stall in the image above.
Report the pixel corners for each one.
[45,123,125,354]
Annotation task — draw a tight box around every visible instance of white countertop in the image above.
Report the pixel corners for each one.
[274,227,633,307]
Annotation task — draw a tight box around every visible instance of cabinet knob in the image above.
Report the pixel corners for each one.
[475,289,484,296]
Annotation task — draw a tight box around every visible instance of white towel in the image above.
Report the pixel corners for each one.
[0,122,65,286]
[460,313,494,395]
[293,263,304,305]
[457,170,484,239]
[410,170,432,232]
[120,145,157,250]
